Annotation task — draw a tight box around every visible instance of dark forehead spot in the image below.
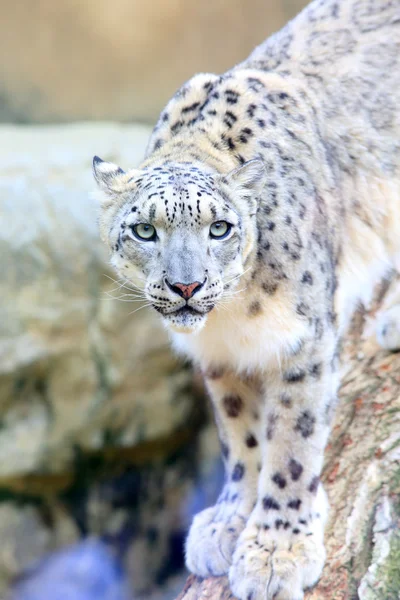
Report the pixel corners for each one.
[149,203,157,220]
[209,204,217,218]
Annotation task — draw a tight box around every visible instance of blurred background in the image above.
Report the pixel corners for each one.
[3,0,306,124]
[0,1,306,599]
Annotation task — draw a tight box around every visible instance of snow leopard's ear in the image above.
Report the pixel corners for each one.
[219,159,267,214]
[221,158,267,196]
[92,156,126,193]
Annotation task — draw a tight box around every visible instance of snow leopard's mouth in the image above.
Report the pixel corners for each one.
[154,303,214,317]
[174,306,203,316]
[155,302,214,333]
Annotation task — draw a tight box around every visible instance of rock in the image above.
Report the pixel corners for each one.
[0,503,52,581]
[0,502,79,598]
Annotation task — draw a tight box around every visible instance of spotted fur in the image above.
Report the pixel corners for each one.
[93,0,400,597]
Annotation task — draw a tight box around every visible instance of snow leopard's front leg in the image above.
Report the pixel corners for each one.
[230,336,339,600]
[186,368,263,577]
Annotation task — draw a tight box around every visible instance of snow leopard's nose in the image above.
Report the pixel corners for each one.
[166,279,205,300]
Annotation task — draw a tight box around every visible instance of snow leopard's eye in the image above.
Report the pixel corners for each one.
[210,221,232,240]
[132,223,157,241]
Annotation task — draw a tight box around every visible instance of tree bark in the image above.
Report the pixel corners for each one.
[176,281,400,600]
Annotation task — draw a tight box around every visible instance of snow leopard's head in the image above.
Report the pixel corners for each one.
[93,157,266,333]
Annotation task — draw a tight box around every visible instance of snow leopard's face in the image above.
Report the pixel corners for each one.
[93,157,266,333]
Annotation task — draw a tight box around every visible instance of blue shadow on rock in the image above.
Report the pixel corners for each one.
[10,539,132,600]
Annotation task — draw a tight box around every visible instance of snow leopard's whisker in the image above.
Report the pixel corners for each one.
[224,266,252,286]
[104,289,147,300]
[225,286,248,296]
[105,273,146,288]
[221,287,248,305]
[111,290,147,298]
[103,274,145,294]
[107,296,149,303]
[105,287,146,296]
[128,303,153,316]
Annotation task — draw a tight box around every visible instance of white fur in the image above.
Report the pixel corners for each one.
[171,291,309,374]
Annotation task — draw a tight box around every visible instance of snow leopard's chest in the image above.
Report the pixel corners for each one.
[171,291,308,373]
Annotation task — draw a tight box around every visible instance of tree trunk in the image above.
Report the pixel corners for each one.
[175,280,400,600]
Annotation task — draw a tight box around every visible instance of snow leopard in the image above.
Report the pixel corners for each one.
[92,0,400,597]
